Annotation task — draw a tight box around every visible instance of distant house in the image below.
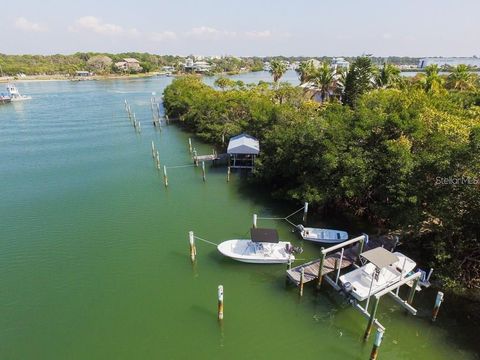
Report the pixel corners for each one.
[75,71,91,77]
[115,58,143,72]
[418,57,480,69]
[183,58,211,73]
[331,57,349,71]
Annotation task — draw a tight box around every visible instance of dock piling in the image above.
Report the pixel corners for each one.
[202,161,206,182]
[163,165,168,187]
[151,141,155,158]
[189,231,196,262]
[316,248,326,289]
[227,166,231,182]
[253,214,257,228]
[370,328,384,360]
[299,268,305,297]
[218,285,224,320]
[432,291,444,322]
[364,296,380,340]
[302,202,309,223]
[188,138,192,153]
[407,277,420,305]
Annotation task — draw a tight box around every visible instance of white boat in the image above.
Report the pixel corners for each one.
[6,83,31,101]
[339,248,416,301]
[297,225,348,243]
[217,228,296,264]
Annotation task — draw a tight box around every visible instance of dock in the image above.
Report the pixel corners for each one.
[287,249,357,286]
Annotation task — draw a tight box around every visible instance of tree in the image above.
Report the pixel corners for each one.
[446,64,477,91]
[375,63,402,89]
[312,62,336,102]
[420,64,445,93]
[296,61,316,84]
[269,59,288,88]
[214,77,236,90]
[86,55,112,74]
[343,56,375,107]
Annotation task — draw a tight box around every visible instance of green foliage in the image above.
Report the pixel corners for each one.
[269,59,288,87]
[164,75,480,289]
[343,56,375,107]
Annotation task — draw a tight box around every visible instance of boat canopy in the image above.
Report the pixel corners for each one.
[250,228,279,243]
[361,247,399,269]
[227,134,260,155]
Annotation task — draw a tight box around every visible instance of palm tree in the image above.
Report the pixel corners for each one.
[447,64,477,91]
[375,63,402,89]
[296,61,316,84]
[269,59,288,89]
[422,64,445,93]
[312,62,336,102]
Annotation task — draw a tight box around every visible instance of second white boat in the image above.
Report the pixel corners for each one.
[297,225,349,243]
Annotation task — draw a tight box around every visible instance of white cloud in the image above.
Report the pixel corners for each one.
[150,31,177,42]
[186,26,237,39]
[14,17,47,32]
[69,16,138,37]
[245,30,272,39]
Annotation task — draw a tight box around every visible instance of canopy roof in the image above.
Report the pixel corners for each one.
[227,134,260,155]
[250,228,279,243]
[361,247,399,269]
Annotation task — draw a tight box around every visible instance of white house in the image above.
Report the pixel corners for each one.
[115,58,143,72]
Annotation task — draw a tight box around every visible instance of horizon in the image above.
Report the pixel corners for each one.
[1,0,480,57]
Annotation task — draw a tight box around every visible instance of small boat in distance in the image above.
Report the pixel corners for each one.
[296,225,348,244]
[217,228,298,264]
[6,83,32,101]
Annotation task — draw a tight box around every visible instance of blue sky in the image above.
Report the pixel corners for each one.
[2,0,479,56]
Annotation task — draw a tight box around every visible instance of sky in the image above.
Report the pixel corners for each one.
[1,0,479,57]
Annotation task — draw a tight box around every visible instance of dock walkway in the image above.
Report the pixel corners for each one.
[286,248,357,286]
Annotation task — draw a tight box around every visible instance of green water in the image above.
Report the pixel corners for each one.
[0,77,477,359]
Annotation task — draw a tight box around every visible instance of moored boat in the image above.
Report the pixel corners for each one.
[296,224,348,243]
[6,83,31,101]
[217,228,298,264]
[0,94,11,104]
[339,248,417,301]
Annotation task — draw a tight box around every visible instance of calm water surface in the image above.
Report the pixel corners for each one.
[0,76,477,359]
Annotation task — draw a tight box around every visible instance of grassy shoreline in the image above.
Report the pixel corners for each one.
[0,72,162,83]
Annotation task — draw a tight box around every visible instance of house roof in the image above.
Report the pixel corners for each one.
[124,58,140,63]
[361,247,399,269]
[250,228,279,243]
[227,133,259,155]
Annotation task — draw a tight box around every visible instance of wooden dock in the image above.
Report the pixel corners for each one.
[287,249,357,286]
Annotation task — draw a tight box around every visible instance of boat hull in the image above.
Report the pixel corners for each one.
[297,225,349,244]
[217,239,294,264]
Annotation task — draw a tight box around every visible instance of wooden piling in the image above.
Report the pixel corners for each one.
[364,296,380,340]
[357,236,365,262]
[193,149,198,166]
[202,161,206,182]
[163,165,168,187]
[188,138,192,153]
[253,214,257,228]
[189,231,196,262]
[370,328,384,360]
[432,291,444,322]
[299,268,305,297]
[316,248,326,289]
[407,277,420,305]
[227,166,231,182]
[218,285,224,320]
[303,202,309,223]
[151,141,155,158]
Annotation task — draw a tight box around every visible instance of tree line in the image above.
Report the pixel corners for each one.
[164,57,480,290]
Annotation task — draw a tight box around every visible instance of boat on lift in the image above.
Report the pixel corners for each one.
[6,83,31,101]
[296,224,348,243]
[339,247,417,301]
[217,228,299,264]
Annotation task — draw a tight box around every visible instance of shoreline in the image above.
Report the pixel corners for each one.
[0,72,162,83]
